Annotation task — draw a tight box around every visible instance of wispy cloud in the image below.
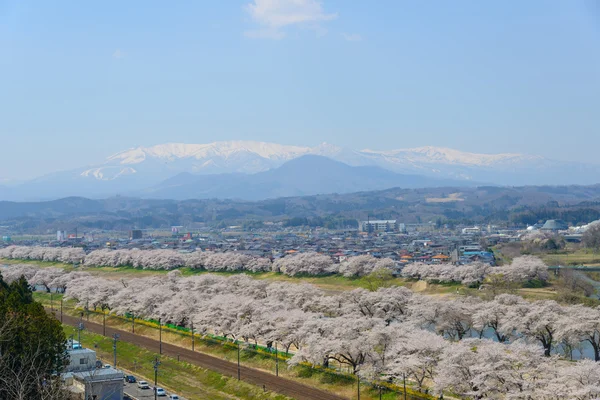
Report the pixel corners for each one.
[342,33,362,42]
[112,49,125,59]
[244,0,337,39]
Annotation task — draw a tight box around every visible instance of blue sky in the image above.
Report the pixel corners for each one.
[1,0,599,181]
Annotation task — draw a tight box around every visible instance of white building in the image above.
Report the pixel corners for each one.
[461,227,481,235]
[63,347,123,400]
[360,220,402,233]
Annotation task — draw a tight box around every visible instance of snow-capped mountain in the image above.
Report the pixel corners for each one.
[81,141,323,180]
[1,141,599,201]
[81,141,550,181]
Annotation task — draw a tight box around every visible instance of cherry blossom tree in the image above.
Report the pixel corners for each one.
[272,252,337,276]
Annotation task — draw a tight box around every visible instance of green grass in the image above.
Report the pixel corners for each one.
[540,250,600,266]
[62,325,291,400]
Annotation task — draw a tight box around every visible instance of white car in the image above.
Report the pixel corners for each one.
[137,380,150,389]
[155,387,167,396]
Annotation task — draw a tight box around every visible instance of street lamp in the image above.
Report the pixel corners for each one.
[112,333,120,368]
[275,342,279,377]
[237,341,241,380]
[191,321,194,352]
[153,357,161,400]
[103,311,106,336]
[78,312,84,346]
[131,311,135,334]
[159,318,162,355]
[60,297,63,323]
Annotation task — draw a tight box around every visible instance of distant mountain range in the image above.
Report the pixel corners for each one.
[139,155,471,200]
[3,185,600,234]
[1,141,599,201]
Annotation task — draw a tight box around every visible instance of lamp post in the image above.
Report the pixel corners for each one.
[159,318,162,355]
[191,321,194,352]
[112,333,120,368]
[78,312,84,346]
[131,312,135,334]
[103,311,106,336]
[237,341,241,380]
[275,342,279,377]
[85,300,89,321]
[60,297,63,323]
[153,357,161,400]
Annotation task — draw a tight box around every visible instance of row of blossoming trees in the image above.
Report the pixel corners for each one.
[0,246,549,286]
[0,246,85,264]
[1,263,599,399]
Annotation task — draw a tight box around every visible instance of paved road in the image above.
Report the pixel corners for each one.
[57,313,346,400]
[124,381,183,399]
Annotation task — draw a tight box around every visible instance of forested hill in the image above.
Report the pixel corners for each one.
[2,184,600,232]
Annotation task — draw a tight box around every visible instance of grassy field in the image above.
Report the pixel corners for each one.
[539,249,600,266]
[62,325,291,400]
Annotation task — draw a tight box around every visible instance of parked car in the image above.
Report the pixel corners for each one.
[137,380,150,389]
[155,387,167,396]
[124,375,136,383]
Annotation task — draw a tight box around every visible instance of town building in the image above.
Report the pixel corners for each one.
[129,229,143,240]
[63,346,123,400]
[359,220,402,233]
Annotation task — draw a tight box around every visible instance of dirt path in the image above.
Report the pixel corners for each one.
[57,313,346,400]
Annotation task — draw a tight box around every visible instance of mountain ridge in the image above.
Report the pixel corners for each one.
[2,140,599,201]
[138,155,474,200]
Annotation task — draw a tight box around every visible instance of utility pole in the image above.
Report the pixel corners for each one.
[112,333,120,368]
[191,321,194,352]
[78,312,84,346]
[153,357,161,400]
[275,342,279,377]
[237,341,241,380]
[159,318,162,355]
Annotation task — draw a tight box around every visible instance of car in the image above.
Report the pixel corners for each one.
[124,375,136,383]
[137,380,150,389]
[155,387,167,396]
[168,395,180,400]
[104,364,111,369]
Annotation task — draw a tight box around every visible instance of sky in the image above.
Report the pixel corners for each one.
[0,0,599,181]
